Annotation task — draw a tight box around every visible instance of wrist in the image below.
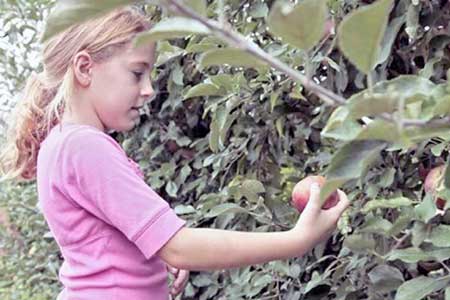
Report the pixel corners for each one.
[287,227,316,257]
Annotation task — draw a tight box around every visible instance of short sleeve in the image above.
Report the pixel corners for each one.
[59,129,186,259]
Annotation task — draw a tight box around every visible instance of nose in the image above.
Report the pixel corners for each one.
[141,76,154,100]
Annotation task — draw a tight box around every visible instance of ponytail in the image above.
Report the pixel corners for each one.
[0,71,63,183]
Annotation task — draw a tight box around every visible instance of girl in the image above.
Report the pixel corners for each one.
[0,5,350,300]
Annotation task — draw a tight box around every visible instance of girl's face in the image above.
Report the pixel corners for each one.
[69,42,156,133]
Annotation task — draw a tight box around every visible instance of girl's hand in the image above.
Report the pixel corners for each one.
[293,183,351,247]
[167,264,190,299]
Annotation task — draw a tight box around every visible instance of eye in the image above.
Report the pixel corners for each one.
[132,71,143,80]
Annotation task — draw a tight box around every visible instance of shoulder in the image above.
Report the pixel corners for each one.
[67,127,122,150]
[61,127,126,160]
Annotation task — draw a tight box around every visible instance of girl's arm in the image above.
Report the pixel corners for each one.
[157,227,313,271]
[157,185,350,271]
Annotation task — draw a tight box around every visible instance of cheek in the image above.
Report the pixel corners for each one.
[90,68,115,96]
[92,71,136,101]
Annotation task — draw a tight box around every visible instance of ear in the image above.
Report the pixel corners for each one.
[72,51,93,87]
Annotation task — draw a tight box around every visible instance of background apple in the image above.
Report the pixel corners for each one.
[424,164,447,210]
[291,175,339,213]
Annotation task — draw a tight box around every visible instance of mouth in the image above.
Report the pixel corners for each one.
[131,106,144,112]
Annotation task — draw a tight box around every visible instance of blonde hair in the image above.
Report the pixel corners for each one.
[0,6,151,183]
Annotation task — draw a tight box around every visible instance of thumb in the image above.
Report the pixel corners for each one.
[334,189,351,215]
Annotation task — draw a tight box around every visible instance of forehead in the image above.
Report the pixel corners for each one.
[122,42,156,65]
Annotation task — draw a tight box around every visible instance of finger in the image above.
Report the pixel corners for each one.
[171,270,189,296]
[304,183,321,212]
[167,265,179,276]
[174,270,189,289]
[335,189,351,214]
[181,270,190,287]
[169,268,187,296]
[170,287,179,296]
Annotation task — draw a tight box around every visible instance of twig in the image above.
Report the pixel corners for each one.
[392,230,411,251]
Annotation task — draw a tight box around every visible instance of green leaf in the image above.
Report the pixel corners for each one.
[404,125,450,142]
[210,74,236,92]
[431,143,446,157]
[205,203,248,218]
[134,17,210,46]
[337,0,394,73]
[377,167,396,188]
[347,75,436,119]
[155,41,185,66]
[322,106,363,141]
[405,2,420,41]
[343,233,376,253]
[386,247,450,263]
[209,109,222,153]
[362,197,413,214]
[354,120,406,144]
[429,247,450,261]
[183,0,207,16]
[349,93,397,119]
[241,179,265,203]
[267,0,328,51]
[41,0,136,42]
[191,273,214,287]
[359,216,393,234]
[429,225,450,247]
[250,2,269,18]
[411,221,427,248]
[185,36,225,53]
[419,57,442,80]
[395,276,450,300]
[179,165,192,183]
[376,14,406,66]
[429,86,450,116]
[415,194,437,223]
[208,100,240,153]
[386,248,432,263]
[275,117,285,137]
[270,91,281,113]
[174,204,197,215]
[184,83,225,99]
[444,160,450,190]
[321,140,387,203]
[199,48,268,69]
[387,208,415,236]
[368,265,404,293]
[304,271,328,294]
[165,181,179,198]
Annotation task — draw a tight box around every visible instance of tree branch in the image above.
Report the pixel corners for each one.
[161,0,450,130]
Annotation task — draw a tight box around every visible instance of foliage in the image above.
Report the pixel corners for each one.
[0,0,53,131]
[2,0,450,299]
[0,182,61,299]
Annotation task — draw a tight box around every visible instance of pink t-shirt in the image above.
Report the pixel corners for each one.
[36,123,186,300]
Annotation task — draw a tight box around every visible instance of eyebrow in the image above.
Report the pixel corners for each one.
[130,62,151,68]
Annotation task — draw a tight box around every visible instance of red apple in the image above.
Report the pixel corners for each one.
[424,165,447,210]
[291,175,339,213]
